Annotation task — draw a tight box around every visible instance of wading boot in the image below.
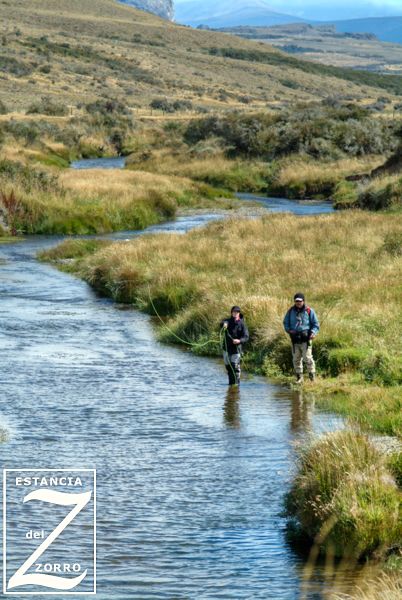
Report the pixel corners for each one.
[226,365,236,386]
[296,374,303,384]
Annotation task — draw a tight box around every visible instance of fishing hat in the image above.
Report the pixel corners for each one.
[231,305,241,313]
[294,293,305,301]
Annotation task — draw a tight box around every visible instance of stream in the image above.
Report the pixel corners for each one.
[0,158,358,599]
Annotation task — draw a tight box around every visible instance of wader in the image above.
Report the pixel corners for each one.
[223,351,241,385]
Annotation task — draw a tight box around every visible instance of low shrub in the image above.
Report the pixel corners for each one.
[27,96,68,117]
[383,232,402,256]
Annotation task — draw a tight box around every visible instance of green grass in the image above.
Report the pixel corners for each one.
[41,209,402,436]
[285,431,401,560]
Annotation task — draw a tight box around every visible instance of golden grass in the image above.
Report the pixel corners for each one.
[0,0,397,112]
[62,210,402,435]
[275,156,382,189]
[331,573,402,600]
[59,168,199,199]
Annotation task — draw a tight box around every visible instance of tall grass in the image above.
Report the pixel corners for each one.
[271,156,382,199]
[43,210,402,435]
[0,164,228,235]
[331,574,402,600]
[285,431,401,560]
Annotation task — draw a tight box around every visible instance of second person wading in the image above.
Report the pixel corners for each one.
[221,306,249,386]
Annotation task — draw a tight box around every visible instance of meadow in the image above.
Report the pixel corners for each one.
[40,208,402,572]
[41,210,402,435]
[3,1,402,585]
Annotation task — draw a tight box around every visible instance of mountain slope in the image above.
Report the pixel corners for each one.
[118,0,173,20]
[174,0,304,28]
[0,0,400,113]
[218,24,402,74]
[329,17,402,44]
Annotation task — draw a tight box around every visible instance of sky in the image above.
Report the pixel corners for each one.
[175,0,402,20]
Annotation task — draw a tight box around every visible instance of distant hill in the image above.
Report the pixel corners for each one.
[219,23,402,75]
[328,17,402,44]
[174,0,304,28]
[175,2,402,45]
[1,0,402,113]
[118,0,173,20]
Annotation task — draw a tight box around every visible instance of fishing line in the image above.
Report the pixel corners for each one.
[147,286,219,349]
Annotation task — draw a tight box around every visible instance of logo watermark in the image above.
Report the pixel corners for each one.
[3,469,96,595]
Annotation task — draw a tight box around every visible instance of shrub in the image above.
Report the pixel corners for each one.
[27,96,68,116]
[184,106,395,160]
[383,232,402,256]
[0,159,59,192]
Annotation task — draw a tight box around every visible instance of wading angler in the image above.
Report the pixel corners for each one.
[221,306,249,385]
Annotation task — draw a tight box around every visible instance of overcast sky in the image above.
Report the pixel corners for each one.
[175,0,402,20]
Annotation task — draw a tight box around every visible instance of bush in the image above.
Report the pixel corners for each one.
[27,96,68,116]
[184,105,395,160]
[0,159,59,192]
[383,232,402,256]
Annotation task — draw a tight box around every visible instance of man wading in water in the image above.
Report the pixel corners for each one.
[283,293,320,384]
[221,306,249,386]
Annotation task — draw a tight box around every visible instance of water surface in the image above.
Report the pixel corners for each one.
[0,164,354,599]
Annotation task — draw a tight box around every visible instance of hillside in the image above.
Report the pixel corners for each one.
[118,0,173,20]
[218,24,402,74]
[0,0,402,114]
[330,17,402,45]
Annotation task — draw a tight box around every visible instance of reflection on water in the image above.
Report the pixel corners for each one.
[0,216,363,599]
[290,390,314,433]
[223,387,241,429]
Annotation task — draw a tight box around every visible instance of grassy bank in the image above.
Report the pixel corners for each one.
[41,209,402,571]
[41,210,402,435]
[286,431,401,560]
[0,157,234,235]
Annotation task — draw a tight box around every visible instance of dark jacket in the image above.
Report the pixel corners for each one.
[220,314,249,355]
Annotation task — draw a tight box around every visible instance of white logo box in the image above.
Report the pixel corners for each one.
[3,469,96,595]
